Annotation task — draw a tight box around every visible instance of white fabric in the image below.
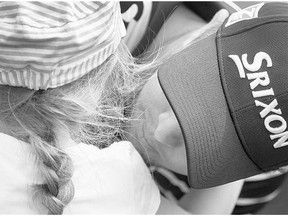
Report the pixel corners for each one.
[0,133,160,214]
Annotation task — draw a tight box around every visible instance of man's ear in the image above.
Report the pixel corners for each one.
[154,109,183,147]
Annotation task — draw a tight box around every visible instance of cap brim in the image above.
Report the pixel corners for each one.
[158,33,261,189]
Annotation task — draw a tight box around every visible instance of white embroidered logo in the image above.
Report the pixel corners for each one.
[229,52,288,149]
[225,3,264,27]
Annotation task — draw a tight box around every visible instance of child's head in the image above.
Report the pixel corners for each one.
[0,2,155,214]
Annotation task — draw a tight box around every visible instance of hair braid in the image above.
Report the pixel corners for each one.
[30,136,74,214]
[1,86,75,214]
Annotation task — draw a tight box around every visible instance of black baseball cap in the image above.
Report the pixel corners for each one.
[158,2,288,188]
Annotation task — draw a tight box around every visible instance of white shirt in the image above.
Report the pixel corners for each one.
[0,133,160,214]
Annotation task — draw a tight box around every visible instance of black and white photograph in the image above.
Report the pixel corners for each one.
[0,1,288,214]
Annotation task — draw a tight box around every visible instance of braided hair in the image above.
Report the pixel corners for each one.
[0,41,159,214]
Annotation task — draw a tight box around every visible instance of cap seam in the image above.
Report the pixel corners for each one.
[220,17,288,38]
[233,90,288,113]
[216,27,263,171]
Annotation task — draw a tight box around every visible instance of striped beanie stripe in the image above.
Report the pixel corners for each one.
[0,1,126,90]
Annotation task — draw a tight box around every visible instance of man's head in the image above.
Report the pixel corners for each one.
[126,2,288,189]
[126,73,188,176]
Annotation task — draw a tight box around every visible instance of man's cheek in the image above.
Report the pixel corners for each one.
[169,145,188,175]
[154,110,183,147]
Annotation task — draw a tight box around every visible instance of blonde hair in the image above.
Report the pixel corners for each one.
[0,41,159,214]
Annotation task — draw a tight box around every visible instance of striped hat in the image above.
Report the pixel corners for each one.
[0,1,126,90]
